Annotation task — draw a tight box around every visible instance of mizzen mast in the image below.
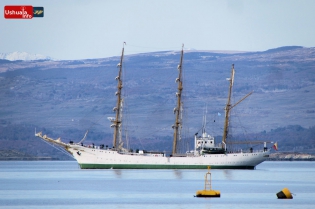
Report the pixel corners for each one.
[172,44,184,155]
[222,64,235,147]
[222,64,253,148]
[112,42,125,150]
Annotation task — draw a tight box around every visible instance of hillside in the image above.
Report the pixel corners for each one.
[0,46,315,157]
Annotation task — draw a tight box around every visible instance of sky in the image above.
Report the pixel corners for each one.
[1,0,315,60]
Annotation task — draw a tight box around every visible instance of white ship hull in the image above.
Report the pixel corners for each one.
[67,145,270,169]
[35,48,272,170]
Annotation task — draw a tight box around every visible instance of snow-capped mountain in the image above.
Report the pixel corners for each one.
[0,52,52,61]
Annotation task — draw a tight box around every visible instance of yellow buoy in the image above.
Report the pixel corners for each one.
[276,188,293,199]
[196,189,221,197]
[195,166,220,198]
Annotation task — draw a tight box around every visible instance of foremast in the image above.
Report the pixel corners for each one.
[172,44,184,155]
[222,64,253,149]
[112,42,125,151]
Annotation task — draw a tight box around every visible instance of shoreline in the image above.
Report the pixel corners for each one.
[267,152,315,161]
[0,157,60,161]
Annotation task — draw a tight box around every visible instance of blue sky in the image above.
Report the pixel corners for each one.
[1,0,315,60]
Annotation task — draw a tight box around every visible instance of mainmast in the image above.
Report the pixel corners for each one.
[172,44,184,155]
[222,64,235,146]
[112,42,125,150]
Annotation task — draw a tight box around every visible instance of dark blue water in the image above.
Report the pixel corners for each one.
[0,161,314,208]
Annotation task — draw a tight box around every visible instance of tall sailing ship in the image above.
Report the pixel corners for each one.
[35,44,270,169]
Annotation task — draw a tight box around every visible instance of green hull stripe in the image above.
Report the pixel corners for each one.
[79,163,255,170]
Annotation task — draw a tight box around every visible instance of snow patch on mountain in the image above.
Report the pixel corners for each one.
[0,52,52,61]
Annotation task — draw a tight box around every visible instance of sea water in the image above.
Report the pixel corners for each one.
[0,161,314,209]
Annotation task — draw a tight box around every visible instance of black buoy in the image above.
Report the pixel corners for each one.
[276,188,293,199]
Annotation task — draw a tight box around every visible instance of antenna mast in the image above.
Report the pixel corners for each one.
[172,44,184,155]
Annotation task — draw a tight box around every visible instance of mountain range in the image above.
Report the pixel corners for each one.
[0,46,315,159]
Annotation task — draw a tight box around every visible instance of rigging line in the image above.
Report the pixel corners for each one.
[139,84,178,136]
[48,65,105,129]
[126,116,158,150]
[43,95,106,132]
[151,124,172,135]
[194,117,216,138]
[70,100,103,126]
[242,92,252,135]
[127,123,145,150]
[119,61,145,151]
[86,113,108,131]
[78,60,129,138]
[39,138,74,159]
[195,106,214,135]
[232,92,252,142]
[121,61,132,149]
[122,57,144,149]
[71,70,110,125]
[126,44,182,50]
[151,76,178,111]
[74,76,105,118]
[150,70,178,114]
[72,112,109,145]
[140,54,186,133]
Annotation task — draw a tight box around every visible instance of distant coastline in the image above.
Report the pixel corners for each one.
[267,152,315,161]
[0,157,60,161]
[0,150,61,161]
